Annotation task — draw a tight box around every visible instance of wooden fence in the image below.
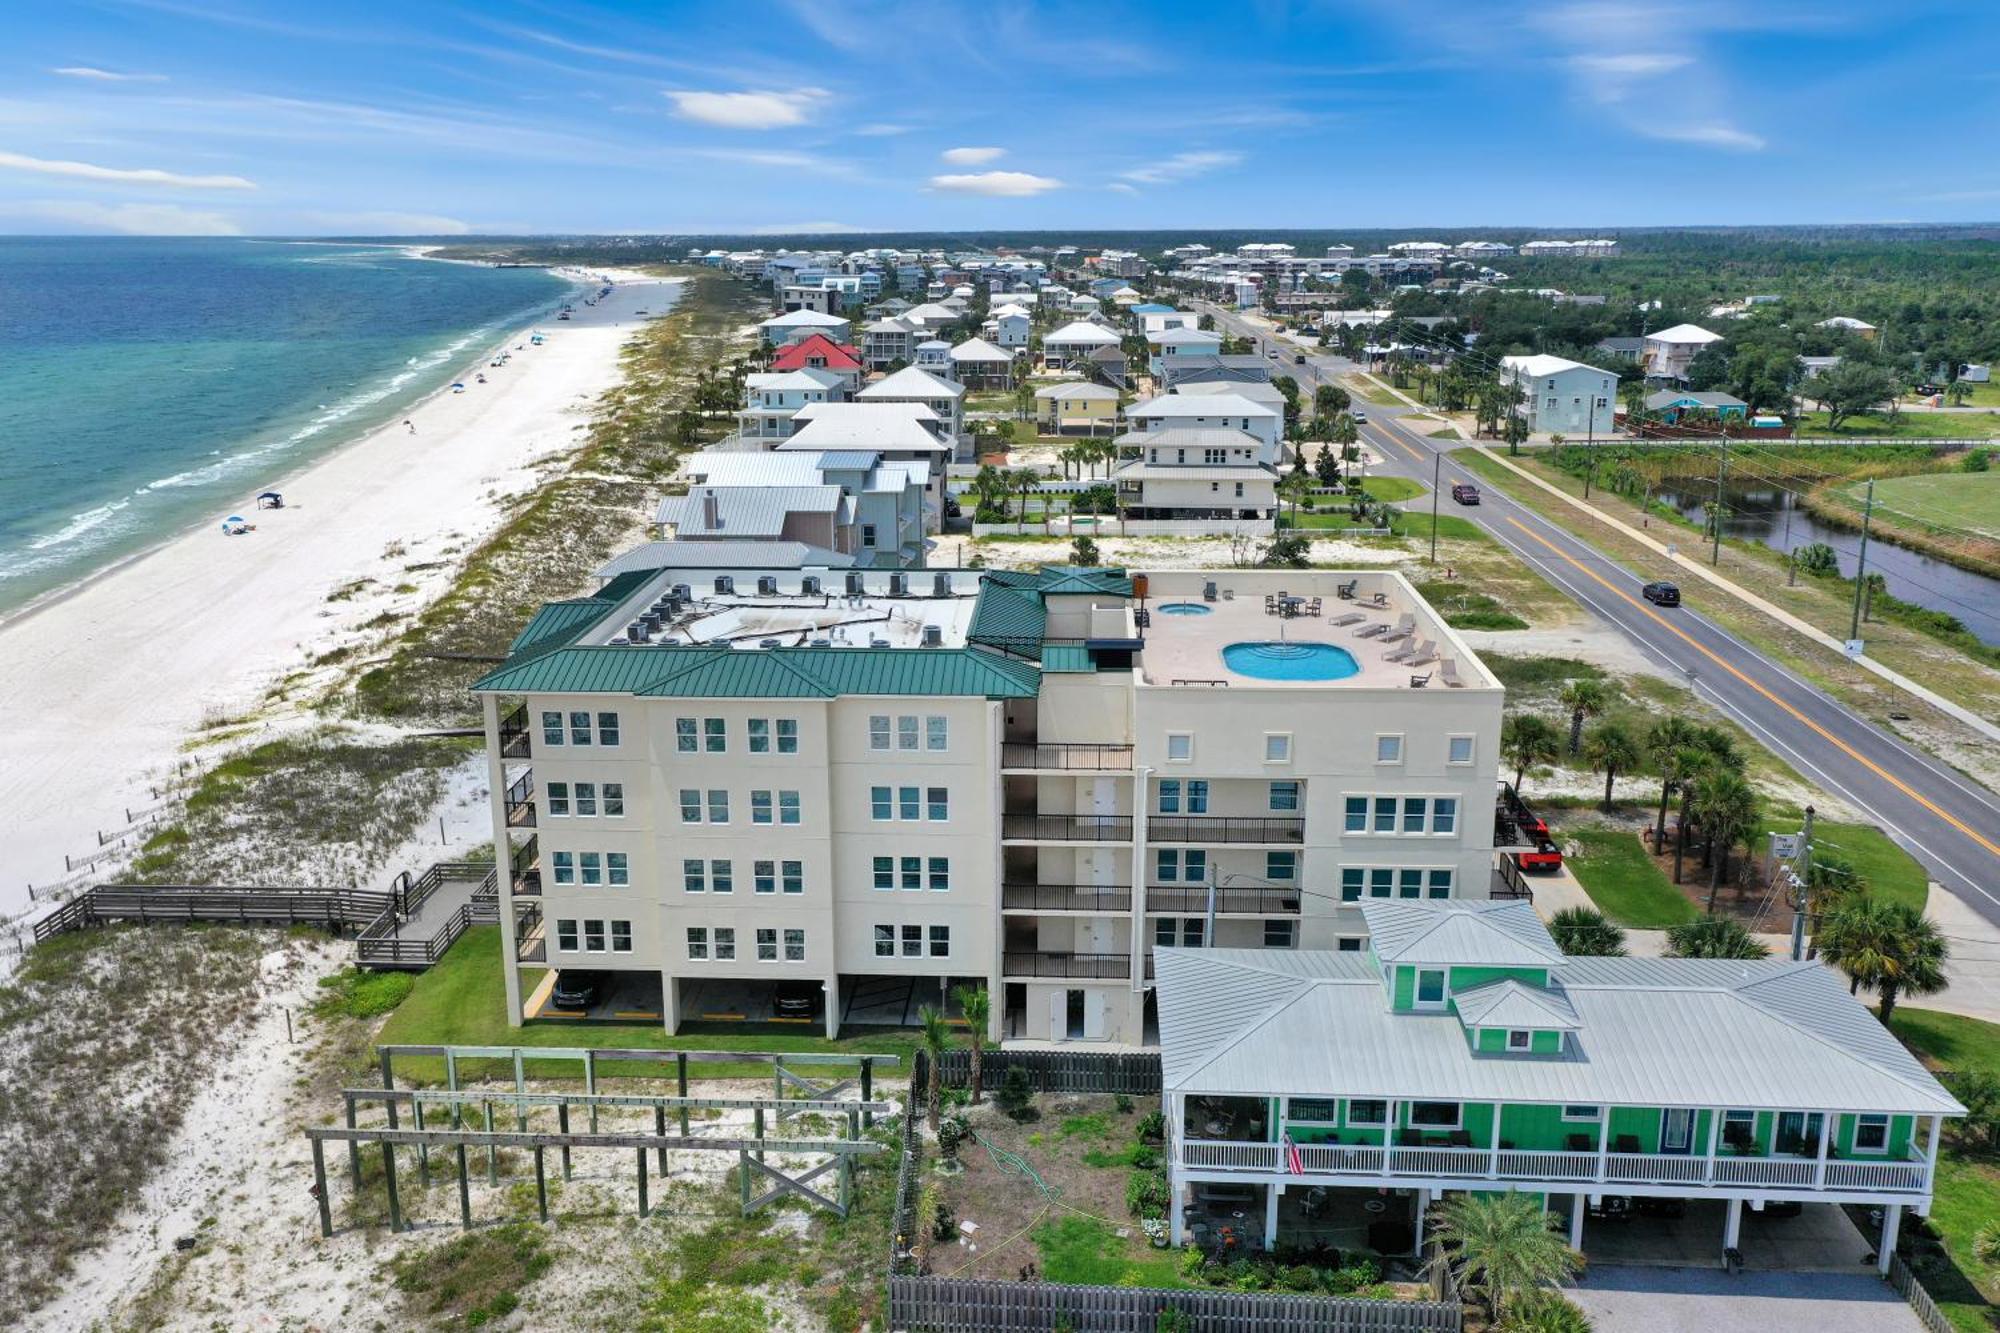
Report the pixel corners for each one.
[887,1276,1462,1332]
[936,1048,1162,1096]
[33,884,392,943]
[890,1052,927,1276]
[1886,1253,1953,1333]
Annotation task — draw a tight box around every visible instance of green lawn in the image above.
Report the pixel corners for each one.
[375,927,917,1083]
[1398,510,1490,544]
[1033,1214,1186,1288]
[1565,826,1700,929]
[1796,410,2000,440]
[1888,1009,2000,1332]
[1753,812,1931,913]
[1846,469,2000,540]
[1359,475,1423,503]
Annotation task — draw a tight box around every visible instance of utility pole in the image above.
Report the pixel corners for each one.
[1783,503,1797,585]
[1204,861,1218,948]
[1710,441,1729,566]
[1849,481,1875,643]
[1429,451,1442,566]
[1583,392,1599,499]
[1790,805,1816,962]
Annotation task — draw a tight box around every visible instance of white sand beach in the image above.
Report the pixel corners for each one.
[0,267,678,916]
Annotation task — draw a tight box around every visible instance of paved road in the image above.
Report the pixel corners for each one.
[1568,1266,1922,1333]
[1200,303,2000,932]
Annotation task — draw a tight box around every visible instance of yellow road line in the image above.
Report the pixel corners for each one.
[1507,518,2000,862]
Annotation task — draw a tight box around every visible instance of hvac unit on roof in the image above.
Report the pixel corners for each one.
[672,583,692,601]
[845,571,864,596]
[921,624,944,647]
[932,572,952,596]
[640,613,663,634]
[759,638,781,649]
[715,575,734,594]
[757,575,778,596]
[810,637,831,647]
[889,573,909,596]
[801,575,822,596]
[870,637,891,648]
[626,621,650,642]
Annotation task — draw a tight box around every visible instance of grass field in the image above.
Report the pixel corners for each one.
[1757,810,1931,913]
[1887,1009,2000,1332]
[1845,469,2000,539]
[1797,410,2000,440]
[1565,826,1701,928]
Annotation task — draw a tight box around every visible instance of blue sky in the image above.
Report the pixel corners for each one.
[1,0,1994,236]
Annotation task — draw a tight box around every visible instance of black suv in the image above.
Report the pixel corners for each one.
[551,969,608,1010]
[1641,581,1681,607]
[774,979,824,1020]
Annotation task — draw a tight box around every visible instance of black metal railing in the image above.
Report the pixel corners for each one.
[1001,742,1136,771]
[1001,813,1134,841]
[504,770,536,828]
[498,705,532,758]
[1144,887,1302,915]
[1001,884,1134,912]
[1147,815,1303,844]
[1002,951,1132,979]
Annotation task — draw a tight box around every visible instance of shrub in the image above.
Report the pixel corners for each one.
[1115,1093,1134,1114]
[1136,1110,1166,1142]
[1500,1290,1595,1331]
[1156,1310,1193,1333]
[1126,1167,1170,1219]
[996,1066,1036,1121]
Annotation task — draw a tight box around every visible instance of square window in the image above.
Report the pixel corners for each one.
[874,925,894,958]
[871,787,892,820]
[1373,797,1397,832]
[756,929,777,961]
[780,791,800,825]
[1345,797,1368,832]
[1158,779,1180,814]
[607,853,628,886]
[1268,780,1299,812]
[1265,733,1291,762]
[679,789,701,823]
[552,851,575,884]
[686,927,707,960]
[899,787,920,821]
[900,924,922,957]
[1403,798,1427,833]
[898,715,920,751]
[1184,850,1207,882]
[928,858,950,891]
[1855,1115,1889,1151]
[754,861,776,895]
[578,852,601,885]
[1166,733,1192,762]
[926,716,948,751]
[611,920,632,952]
[574,782,596,817]
[748,718,770,753]
[1415,969,1446,1005]
[752,790,773,824]
[676,717,697,752]
[704,718,726,753]
[603,783,624,817]
[1376,734,1403,764]
[872,857,894,891]
[929,925,950,957]
[1428,869,1453,899]
[782,861,803,895]
[1266,851,1296,882]
[1448,735,1475,765]
[709,790,730,824]
[1263,919,1295,949]
[596,712,620,747]
[682,860,705,893]
[583,919,605,952]
[784,928,805,962]
[1154,918,1177,947]
[1433,798,1458,834]
[714,927,735,960]
[1341,867,1364,902]
[570,711,593,746]
[710,860,733,894]
[557,918,578,951]
[927,787,949,821]
[1369,868,1394,898]
[777,718,799,753]
[869,715,891,750]
[901,856,923,891]
[546,782,570,818]
[1507,1029,1531,1049]
[542,711,566,746]
[1398,868,1424,899]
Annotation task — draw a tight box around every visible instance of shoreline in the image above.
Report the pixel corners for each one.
[0,266,680,906]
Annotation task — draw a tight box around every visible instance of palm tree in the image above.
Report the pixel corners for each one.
[1692,770,1761,913]
[1423,1189,1580,1320]
[1011,468,1039,534]
[1645,718,1700,847]
[1582,721,1641,813]
[1558,679,1609,755]
[1277,470,1313,530]
[1666,916,1770,959]
[918,1005,953,1135]
[1547,907,1627,956]
[1502,411,1529,455]
[952,984,991,1104]
[1332,412,1360,451]
[1816,900,1950,1023]
[1501,714,1562,795]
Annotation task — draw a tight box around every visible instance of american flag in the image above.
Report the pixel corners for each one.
[1283,1132,1304,1175]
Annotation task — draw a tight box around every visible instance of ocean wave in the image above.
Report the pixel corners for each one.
[24,499,131,552]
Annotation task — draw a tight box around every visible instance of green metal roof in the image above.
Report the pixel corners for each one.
[1039,644,1097,673]
[508,599,616,655]
[982,565,1135,597]
[966,584,1047,653]
[474,644,1040,699]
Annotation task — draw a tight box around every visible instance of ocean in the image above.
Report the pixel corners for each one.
[0,237,574,614]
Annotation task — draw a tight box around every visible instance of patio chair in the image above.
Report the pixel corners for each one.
[1336,579,1358,600]
[1329,611,1366,627]
[1384,642,1420,664]
[1407,639,1440,666]
[1439,659,1463,688]
[1378,614,1415,644]
[1448,1130,1473,1148]
[1307,597,1322,616]
[1265,594,1278,613]
[1203,581,1218,602]
[1614,1134,1642,1154]
[1369,591,1389,606]
[1409,672,1433,688]
[1397,1128,1423,1147]
[1354,622,1390,639]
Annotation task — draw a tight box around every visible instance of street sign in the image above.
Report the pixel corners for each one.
[1769,833,1801,859]
[1843,639,1865,658]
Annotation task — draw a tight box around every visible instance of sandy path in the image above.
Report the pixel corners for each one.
[0,269,678,911]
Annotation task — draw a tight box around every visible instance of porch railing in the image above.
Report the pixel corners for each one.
[1001,951,1131,979]
[1001,883,1133,912]
[1001,742,1135,771]
[1000,813,1133,842]
[1147,815,1304,844]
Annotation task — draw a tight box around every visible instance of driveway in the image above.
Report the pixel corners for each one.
[1568,1266,1922,1333]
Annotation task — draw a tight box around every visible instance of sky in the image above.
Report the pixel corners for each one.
[1,0,1996,236]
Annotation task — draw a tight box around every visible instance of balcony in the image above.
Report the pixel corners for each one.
[1145,887,1302,915]
[1001,813,1133,842]
[1002,951,1131,980]
[510,835,541,896]
[1001,742,1136,772]
[1002,884,1133,913]
[1148,816,1303,844]
[498,705,532,759]
[504,771,536,829]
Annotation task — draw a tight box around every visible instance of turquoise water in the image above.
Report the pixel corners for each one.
[1157,602,1212,615]
[1221,641,1362,680]
[0,237,574,613]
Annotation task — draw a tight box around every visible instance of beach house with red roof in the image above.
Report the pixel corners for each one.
[772,333,863,392]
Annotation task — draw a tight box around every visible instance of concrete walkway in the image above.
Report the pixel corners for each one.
[1568,1266,1921,1333]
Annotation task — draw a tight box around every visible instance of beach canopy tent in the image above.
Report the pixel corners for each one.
[256,491,284,509]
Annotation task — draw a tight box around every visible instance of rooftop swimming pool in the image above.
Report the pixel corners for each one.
[1221,640,1362,682]
[1156,602,1212,616]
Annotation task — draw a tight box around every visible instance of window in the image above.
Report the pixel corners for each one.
[1347,1099,1388,1125]
[1341,868,1365,902]
[784,928,805,962]
[780,791,800,825]
[1854,1114,1890,1152]
[872,856,894,891]
[752,790,773,824]
[1184,780,1208,813]
[607,853,628,886]
[862,524,877,548]
[546,782,571,818]
[557,919,578,951]
[704,718,726,753]
[755,861,777,895]
[776,718,798,753]
[683,860,705,893]
[1289,1098,1339,1124]
[714,927,735,960]
[1184,849,1207,882]
[756,928,777,961]
[1507,1029,1531,1050]
[603,783,624,817]
[1370,868,1395,898]
[1345,797,1368,832]
[783,861,803,895]
[686,927,708,960]
[597,712,620,747]
[574,783,596,817]
[926,716,948,751]
[874,924,894,958]
[898,715,920,751]
[1403,798,1427,833]
[1561,1105,1602,1122]
[1266,851,1296,881]
[869,715,891,751]
[577,853,602,886]
[679,789,702,823]
[1166,732,1192,762]
[1428,870,1453,899]
[552,851,575,885]
[1268,780,1299,812]
[1433,798,1458,835]
[1265,733,1292,763]
[898,787,920,821]
[676,717,697,752]
[1410,1101,1460,1128]
[926,787,949,821]
[894,856,919,891]
[1376,734,1403,764]
[1156,849,1180,882]
[929,925,951,957]
[708,790,730,824]
[542,711,565,746]
[1337,937,1365,953]
[1448,735,1475,765]
[1263,919,1296,949]
[1158,779,1180,814]
[611,920,632,953]
[928,858,950,891]
[570,711,592,746]
[748,718,770,752]
[583,919,606,952]
[1398,868,1424,899]
[1722,1109,1757,1146]
[710,860,733,894]
[1373,797,1397,832]
[1414,969,1447,1006]
[871,786,892,821]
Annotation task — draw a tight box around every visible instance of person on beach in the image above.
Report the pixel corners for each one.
[404,419,416,435]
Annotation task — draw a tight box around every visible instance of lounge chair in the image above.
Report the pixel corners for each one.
[1354,623,1390,640]
[1439,659,1463,688]
[1407,639,1440,666]
[1384,641,1420,664]
[1370,591,1389,606]
[1329,611,1366,627]
[1336,579,1358,600]
[1203,581,1218,602]
[1378,614,1415,645]
[1409,671,1432,688]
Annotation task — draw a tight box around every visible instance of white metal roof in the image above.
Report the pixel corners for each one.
[949,337,1014,363]
[858,367,966,400]
[1127,392,1279,421]
[1644,323,1723,345]
[660,485,846,538]
[1362,900,1564,967]
[1035,381,1120,400]
[759,309,850,328]
[1501,353,1610,381]
[1452,978,1582,1031]
[1044,320,1122,346]
[594,540,854,576]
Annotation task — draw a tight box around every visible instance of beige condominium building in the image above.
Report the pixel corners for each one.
[474,563,1502,1045]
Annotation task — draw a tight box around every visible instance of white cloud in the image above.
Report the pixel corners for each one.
[1647,122,1767,151]
[665,87,829,129]
[749,221,864,235]
[8,199,241,235]
[1105,182,1140,195]
[940,145,1005,165]
[1569,53,1693,77]
[294,210,473,234]
[0,148,256,190]
[854,123,912,136]
[927,170,1062,197]
[51,66,167,82]
[1118,150,1241,185]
